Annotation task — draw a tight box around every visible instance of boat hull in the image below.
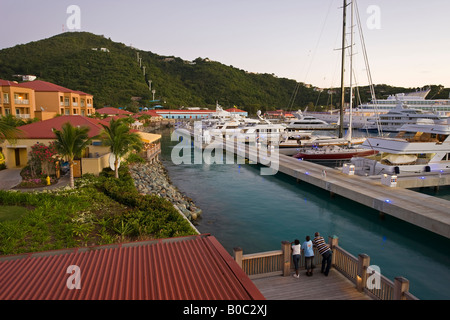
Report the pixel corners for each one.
[294,149,378,161]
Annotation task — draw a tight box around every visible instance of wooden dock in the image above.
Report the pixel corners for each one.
[234,238,418,300]
[251,270,372,300]
[228,143,450,239]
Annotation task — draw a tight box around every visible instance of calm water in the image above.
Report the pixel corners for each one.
[159,128,450,300]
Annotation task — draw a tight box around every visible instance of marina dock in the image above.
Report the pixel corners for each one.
[227,143,450,239]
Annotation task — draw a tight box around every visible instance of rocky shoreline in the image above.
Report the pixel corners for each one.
[129,161,203,222]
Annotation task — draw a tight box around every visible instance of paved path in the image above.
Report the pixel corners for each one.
[0,169,22,190]
[0,169,70,192]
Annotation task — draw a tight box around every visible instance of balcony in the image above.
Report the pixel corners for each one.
[15,114,31,119]
[14,99,29,105]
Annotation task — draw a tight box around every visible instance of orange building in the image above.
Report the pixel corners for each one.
[18,80,94,120]
[0,80,36,119]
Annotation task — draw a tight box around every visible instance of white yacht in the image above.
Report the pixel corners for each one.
[198,110,285,145]
[362,101,448,132]
[306,88,450,129]
[285,110,338,131]
[351,118,450,175]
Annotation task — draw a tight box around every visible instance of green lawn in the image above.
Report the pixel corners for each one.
[0,205,30,222]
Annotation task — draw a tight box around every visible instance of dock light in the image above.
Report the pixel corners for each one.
[385,199,391,203]
[420,176,425,180]
[305,172,310,175]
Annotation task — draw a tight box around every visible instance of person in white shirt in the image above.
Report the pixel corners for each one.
[291,239,301,278]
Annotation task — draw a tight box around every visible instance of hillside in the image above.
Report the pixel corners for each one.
[0,32,448,114]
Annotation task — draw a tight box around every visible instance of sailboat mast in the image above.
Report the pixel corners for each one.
[348,0,354,141]
[339,0,347,138]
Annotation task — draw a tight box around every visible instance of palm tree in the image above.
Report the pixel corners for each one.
[53,122,97,188]
[100,118,143,178]
[0,116,22,143]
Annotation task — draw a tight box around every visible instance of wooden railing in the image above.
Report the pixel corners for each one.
[142,142,161,162]
[234,236,419,300]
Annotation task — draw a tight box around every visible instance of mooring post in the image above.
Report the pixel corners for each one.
[281,241,292,277]
[233,247,243,268]
[357,254,370,292]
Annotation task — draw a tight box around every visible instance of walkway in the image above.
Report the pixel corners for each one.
[251,270,372,300]
[0,168,70,192]
[0,169,22,190]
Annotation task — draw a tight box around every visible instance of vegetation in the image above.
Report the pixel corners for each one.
[100,118,143,178]
[0,116,22,143]
[1,32,445,114]
[0,166,197,255]
[53,122,98,188]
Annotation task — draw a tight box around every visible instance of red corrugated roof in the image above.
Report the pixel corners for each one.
[96,107,133,115]
[16,115,108,139]
[0,234,264,300]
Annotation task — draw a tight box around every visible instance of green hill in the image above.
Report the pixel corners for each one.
[0,32,448,114]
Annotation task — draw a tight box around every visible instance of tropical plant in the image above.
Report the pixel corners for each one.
[53,122,97,188]
[100,118,143,179]
[0,116,21,143]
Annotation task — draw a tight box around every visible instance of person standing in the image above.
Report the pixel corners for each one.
[291,239,301,278]
[312,232,332,276]
[301,236,315,276]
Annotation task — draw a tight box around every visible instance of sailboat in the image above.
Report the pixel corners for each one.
[293,0,377,161]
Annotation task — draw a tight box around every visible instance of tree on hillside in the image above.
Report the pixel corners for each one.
[100,118,143,179]
[53,122,97,188]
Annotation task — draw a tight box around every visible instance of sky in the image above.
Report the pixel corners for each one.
[1,0,450,89]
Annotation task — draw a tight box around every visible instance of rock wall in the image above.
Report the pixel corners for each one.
[129,161,203,222]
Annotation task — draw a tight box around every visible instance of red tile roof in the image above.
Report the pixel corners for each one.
[155,109,215,114]
[0,234,264,300]
[0,79,21,87]
[226,108,247,113]
[96,107,133,115]
[16,115,108,139]
[18,80,91,95]
[138,110,162,117]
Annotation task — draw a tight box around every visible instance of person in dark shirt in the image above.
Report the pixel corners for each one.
[312,232,332,276]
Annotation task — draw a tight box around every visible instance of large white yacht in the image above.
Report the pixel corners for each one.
[362,101,448,132]
[351,118,450,175]
[305,88,450,129]
[285,110,338,131]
